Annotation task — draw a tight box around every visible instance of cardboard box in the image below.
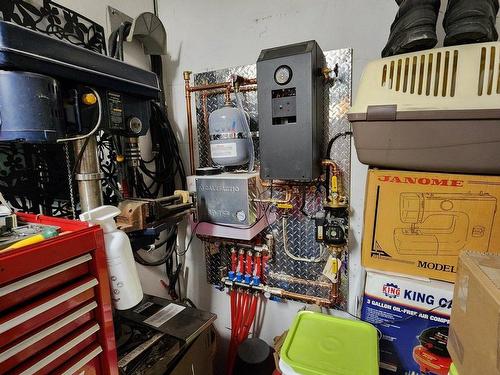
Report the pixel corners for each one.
[361,271,454,375]
[448,252,500,375]
[362,169,500,282]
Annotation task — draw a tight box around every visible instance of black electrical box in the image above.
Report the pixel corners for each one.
[257,40,325,181]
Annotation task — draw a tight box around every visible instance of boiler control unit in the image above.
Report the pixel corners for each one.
[257,40,325,182]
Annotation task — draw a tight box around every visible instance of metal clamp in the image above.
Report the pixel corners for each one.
[209,132,247,141]
[75,172,104,181]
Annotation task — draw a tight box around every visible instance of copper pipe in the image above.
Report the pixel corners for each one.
[261,178,319,187]
[280,290,331,306]
[321,159,340,172]
[187,81,232,92]
[183,70,257,175]
[222,278,332,306]
[268,272,332,288]
[252,188,292,204]
[201,92,211,162]
[202,85,257,98]
[330,282,339,303]
[184,71,196,174]
[224,87,231,103]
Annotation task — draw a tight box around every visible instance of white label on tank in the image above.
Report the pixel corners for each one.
[144,303,186,328]
[210,142,237,158]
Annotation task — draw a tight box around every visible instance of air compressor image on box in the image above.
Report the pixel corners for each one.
[412,326,451,375]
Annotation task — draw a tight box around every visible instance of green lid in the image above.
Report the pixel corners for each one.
[449,363,459,375]
[280,311,379,375]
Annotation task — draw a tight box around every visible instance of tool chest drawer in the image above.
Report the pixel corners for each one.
[0,214,117,375]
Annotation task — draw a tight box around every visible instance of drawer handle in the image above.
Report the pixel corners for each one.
[0,301,98,363]
[0,278,98,334]
[0,254,92,297]
[60,345,103,375]
[19,323,100,375]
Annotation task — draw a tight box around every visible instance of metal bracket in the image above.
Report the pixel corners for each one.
[107,6,133,34]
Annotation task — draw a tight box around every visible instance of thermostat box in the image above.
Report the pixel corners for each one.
[448,252,500,375]
[362,169,500,282]
[194,173,261,226]
[361,271,454,375]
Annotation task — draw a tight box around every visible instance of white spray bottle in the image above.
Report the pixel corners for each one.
[80,205,143,310]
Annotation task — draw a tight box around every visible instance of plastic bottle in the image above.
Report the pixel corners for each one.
[80,205,143,310]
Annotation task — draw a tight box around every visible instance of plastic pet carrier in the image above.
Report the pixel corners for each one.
[349,42,500,174]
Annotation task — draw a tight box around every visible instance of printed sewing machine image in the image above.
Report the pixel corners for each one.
[393,192,497,255]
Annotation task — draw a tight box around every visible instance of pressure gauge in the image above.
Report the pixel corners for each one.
[274,65,292,85]
[236,210,246,222]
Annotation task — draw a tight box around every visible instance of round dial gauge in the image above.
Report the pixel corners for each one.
[236,210,246,222]
[274,65,292,85]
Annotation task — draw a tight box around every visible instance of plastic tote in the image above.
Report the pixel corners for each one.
[280,311,379,375]
[449,363,459,375]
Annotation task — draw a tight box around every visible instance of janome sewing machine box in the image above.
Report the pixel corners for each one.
[361,271,454,375]
[362,169,500,282]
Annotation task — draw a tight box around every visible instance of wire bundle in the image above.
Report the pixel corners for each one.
[137,101,187,198]
[108,26,187,301]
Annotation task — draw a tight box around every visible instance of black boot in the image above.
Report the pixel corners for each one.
[382,0,441,58]
[443,0,499,46]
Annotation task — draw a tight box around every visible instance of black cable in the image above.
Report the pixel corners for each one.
[300,186,311,218]
[109,22,132,61]
[71,135,91,175]
[133,227,177,266]
[325,131,353,159]
[177,221,201,257]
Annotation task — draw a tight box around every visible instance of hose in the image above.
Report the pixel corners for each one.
[325,131,353,159]
[282,216,326,263]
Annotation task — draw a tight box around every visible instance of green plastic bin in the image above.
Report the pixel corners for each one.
[280,311,379,375]
[449,363,459,375]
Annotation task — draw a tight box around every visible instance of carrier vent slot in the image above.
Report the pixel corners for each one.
[442,51,450,97]
[403,57,410,92]
[488,46,496,94]
[479,47,487,95]
[381,50,458,96]
[434,52,442,96]
[477,46,499,96]
[451,50,458,97]
[389,60,395,89]
[418,55,425,94]
[426,53,433,96]
[410,56,417,93]
[396,59,402,91]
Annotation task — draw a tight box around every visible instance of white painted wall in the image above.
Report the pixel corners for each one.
[155,0,401,370]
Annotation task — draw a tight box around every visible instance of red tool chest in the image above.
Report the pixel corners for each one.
[0,213,118,374]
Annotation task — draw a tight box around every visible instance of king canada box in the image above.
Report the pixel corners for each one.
[362,169,500,282]
[361,271,454,375]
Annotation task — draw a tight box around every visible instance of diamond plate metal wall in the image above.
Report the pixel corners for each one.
[194,48,352,308]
